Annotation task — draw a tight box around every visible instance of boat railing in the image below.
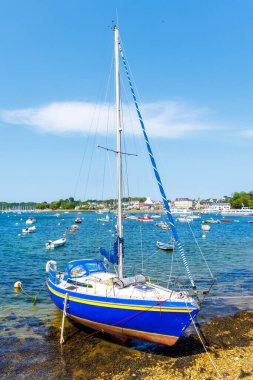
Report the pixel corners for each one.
[120,265,215,302]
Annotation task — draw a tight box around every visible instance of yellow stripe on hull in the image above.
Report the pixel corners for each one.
[48,282,195,313]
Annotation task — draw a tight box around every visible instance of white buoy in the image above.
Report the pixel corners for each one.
[202,234,206,238]
[14,281,22,289]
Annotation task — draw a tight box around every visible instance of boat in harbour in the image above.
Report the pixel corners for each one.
[70,224,79,232]
[221,207,253,216]
[46,26,204,346]
[98,214,111,222]
[155,221,170,230]
[46,229,68,249]
[22,225,37,234]
[204,218,221,224]
[138,214,154,222]
[26,217,36,225]
[156,241,174,252]
[176,216,193,223]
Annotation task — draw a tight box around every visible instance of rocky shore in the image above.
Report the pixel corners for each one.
[1,310,253,379]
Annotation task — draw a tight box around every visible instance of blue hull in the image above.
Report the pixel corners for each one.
[48,280,199,345]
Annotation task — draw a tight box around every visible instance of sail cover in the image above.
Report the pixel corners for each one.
[99,236,123,265]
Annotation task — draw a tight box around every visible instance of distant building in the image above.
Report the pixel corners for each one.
[173,198,193,209]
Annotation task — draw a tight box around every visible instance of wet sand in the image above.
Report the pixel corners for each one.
[1,310,253,379]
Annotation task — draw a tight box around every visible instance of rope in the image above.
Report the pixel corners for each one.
[186,304,224,379]
[187,222,214,279]
[19,281,47,304]
[81,297,170,341]
[119,43,196,290]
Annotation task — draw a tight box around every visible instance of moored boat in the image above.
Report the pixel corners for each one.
[26,217,36,225]
[156,241,174,251]
[204,218,221,224]
[22,225,37,234]
[46,26,209,347]
[46,229,68,249]
[138,214,154,222]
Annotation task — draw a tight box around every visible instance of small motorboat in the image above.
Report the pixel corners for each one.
[22,226,37,234]
[75,217,82,224]
[248,220,253,224]
[155,221,170,230]
[138,214,154,222]
[150,214,161,219]
[98,214,111,222]
[156,241,174,251]
[70,224,79,232]
[176,217,193,223]
[46,229,67,249]
[46,237,66,249]
[26,217,36,225]
[126,215,139,220]
[204,218,220,224]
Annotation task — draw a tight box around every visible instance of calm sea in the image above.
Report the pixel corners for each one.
[0,211,253,341]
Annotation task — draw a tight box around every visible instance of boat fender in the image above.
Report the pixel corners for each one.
[46,260,57,273]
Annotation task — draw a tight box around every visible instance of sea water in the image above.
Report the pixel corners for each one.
[0,211,253,340]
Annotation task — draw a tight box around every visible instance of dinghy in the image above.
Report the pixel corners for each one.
[156,241,174,252]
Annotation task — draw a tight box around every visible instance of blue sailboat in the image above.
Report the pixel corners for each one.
[46,26,200,346]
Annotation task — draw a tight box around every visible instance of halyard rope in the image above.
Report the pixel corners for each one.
[119,42,196,290]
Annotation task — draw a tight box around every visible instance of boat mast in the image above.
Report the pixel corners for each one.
[114,25,123,279]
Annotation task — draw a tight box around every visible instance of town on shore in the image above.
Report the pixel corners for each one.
[1,191,253,213]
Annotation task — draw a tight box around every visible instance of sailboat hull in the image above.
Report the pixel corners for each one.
[47,280,199,346]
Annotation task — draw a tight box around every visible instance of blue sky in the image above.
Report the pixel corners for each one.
[0,0,252,202]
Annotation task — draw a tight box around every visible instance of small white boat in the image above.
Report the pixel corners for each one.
[46,229,68,249]
[156,241,174,251]
[204,218,220,224]
[46,238,66,249]
[190,215,201,219]
[26,217,36,225]
[98,214,111,222]
[155,221,170,230]
[28,225,36,232]
[127,215,139,220]
[75,217,82,224]
[176,217,193,223]
[22,226,37,234]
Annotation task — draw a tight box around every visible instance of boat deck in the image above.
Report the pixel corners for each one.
[55,272,194,304]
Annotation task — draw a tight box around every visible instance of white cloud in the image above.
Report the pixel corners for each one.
[239,129,253,138]
[0,100,214,139]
